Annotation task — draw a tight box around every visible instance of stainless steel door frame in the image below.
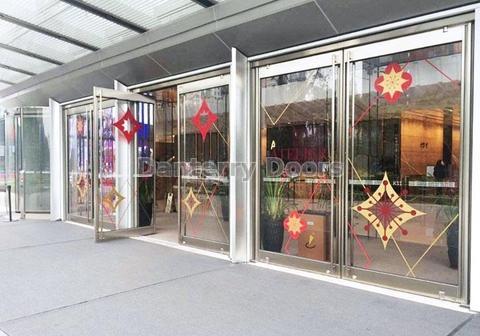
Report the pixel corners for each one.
[92,87,156,241]
[255,51,342,275]
[177,75,231,253]
[64,103,95,225]
[342,24,468,300]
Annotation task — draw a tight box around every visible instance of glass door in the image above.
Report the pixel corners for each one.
[93,87,156,240]
[15,108,51,214]
[257,52,341,273]
[344,26,467,298]
[65,104,93,224]
[178,75,230,252]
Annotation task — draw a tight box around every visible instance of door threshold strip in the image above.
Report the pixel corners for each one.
[251,262,472,314]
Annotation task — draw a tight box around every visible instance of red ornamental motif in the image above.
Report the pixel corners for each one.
[283,211,307,240]
[374,63,412,104]
[113,108,141,143]
[192,99,218,142]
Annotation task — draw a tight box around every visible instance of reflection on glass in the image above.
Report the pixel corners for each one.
[179,85,230,245]
[137,102,155,227]
[260,67,336,262]
[152,88,178,240]
[22,112,50,212]
[67,111,92,222]
[99,107,117,229]
[348,42,462,285]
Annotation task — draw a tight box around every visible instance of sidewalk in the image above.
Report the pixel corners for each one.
[0,220,478,336]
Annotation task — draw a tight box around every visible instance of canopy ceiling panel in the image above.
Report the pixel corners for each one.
[315,0,478,34]
[216,2,336,56]
[101,55,170,87]
[148,34,231,75]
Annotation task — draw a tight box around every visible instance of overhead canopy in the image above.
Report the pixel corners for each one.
[0,0,476,107]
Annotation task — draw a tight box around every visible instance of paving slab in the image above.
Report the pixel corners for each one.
[0,220,476,336]
[0,263,474,336]
[0,221,229,323]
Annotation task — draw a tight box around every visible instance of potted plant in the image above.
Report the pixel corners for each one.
[261,180,287,252]
[138,178,154,227]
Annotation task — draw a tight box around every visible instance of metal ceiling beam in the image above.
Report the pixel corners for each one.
[191,0,217,8]
[0,43,63,66]
[0,63,36,76]
[0,79,15,86]
[60,0,147,34]
[0,12,99,51]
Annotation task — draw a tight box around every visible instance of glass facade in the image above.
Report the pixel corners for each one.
[257,26,467,298]
[35,19,472,302]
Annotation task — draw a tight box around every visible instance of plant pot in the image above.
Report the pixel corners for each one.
[261,215,284,253]
[139,202,153,227]
[447,219,459,269]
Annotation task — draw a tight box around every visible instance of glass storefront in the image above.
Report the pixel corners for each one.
[58,19,472,301]
[257,25,468,299]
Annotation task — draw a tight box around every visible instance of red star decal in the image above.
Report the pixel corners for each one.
[284,211,307,240]
[113,108,141,143]
[374,63,412,104]
[192,99,218,142]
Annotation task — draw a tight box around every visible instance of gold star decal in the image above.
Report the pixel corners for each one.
[374,63,412,104]
[283,211,307,240]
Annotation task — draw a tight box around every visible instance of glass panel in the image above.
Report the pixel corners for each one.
[260,66,336,262]
[347,42,462,285]
[152,87,178,242]
[0,68,30,84]
[67,109,92,222]
[0,0,137,49]
[136,102,155,227]
[22,111,51,212]
[3,113,16,210]
[179,85,230,245]
[96,98,156,236]
[82,0,203,30]
[0,48,56,75]
[98,105,117,230]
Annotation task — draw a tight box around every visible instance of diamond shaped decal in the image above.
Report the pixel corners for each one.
[182,187,201,217]
[192,99,218,142]
[113,108,141,143]
[102,187,125,213]
[75,173,90,204]
[353,172,425,249]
